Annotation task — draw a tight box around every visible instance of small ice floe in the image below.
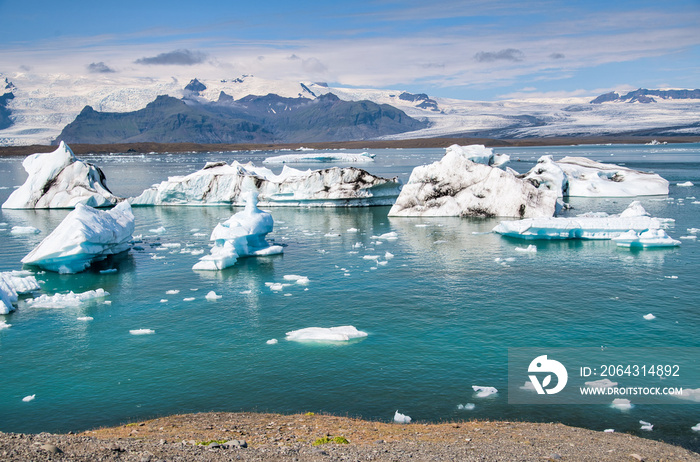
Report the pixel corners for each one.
[371,232,398,240]
[677,181,694,187]
[679,235,697,240]
[129,329,154,335]
[266,282,290,291]
[149,226,166,234]
[183,297,195,302]
[611,398,633,410]
[604,429,615,433]
[161,243,181,249]
[472,386,498,398]
[324,232,340,237]
[457,403,475,410]
[639,420,653,431]
[393,410,411,424]
[285,325,368,342]
[665,275,679,279]
[515,244,537,253]
[150,254,165,260]
[384,251,394,260]
[22,394,36,402]
[205,291,222,300]
[77,316,93,321]
[160,299,168,303]
[688,228,700,234]
[240,289,252,295]
[10,226,41,235]
[266,339,278,345]
[283,275,310,284]
[166,289,180,295]
[585,378,618,388]
[363,255,380,261]
[0,320,11,329]
[673,388,700,402]
[613,229,681,248]
[691,423,700,432]
[346,228,358,233]
[26,288,108,308]
[643,313,656,320]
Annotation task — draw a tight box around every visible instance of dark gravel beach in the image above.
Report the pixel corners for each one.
[1,412,698,461]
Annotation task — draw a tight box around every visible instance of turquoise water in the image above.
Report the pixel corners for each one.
[0,144,698,451]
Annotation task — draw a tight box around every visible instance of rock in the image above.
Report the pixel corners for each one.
[629,454,644,461]
[39,443,62,454]
[223,439,248,448]
[106,442,124,452]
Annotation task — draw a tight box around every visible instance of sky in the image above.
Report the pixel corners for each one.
[0,0,699,100]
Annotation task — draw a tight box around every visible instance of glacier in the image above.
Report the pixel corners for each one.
[492,201,673,240]
[523,155,669,198]
[21,201,135,273]
[263,152,375,164]
[192,192,283,271]
[387,144,558,218]
[2,142,119,209]
[0,270,40,314]
[131,161,400,207]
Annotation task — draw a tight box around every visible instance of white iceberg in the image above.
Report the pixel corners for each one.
[445,144,510,167]
[673,388,700,403]
[263,152,375,164]
[643,313,656,320]
[22,394,36,402]
[692,423,700,432]
[266,338,278,345]
[2,142,119,209]
[388,145,557,218]
[639,420,653,431]
[205,291,222,300]
[130,328,155,335]
[10,226,41,235]
[192,193,283,271]
[457,403,476,410]
[523,156,669,197]
[472,385,498,398]
[613,229,681,248]
[393,410,411,424]
[131,161,400,207]
[514,244,537,253]
[21,201,134,273]
[0,271,40,314]
[285,325,368,342]
[611,398,633,410]
[26,288,108,308]
[493,201,672,240]
[676,181,694,187]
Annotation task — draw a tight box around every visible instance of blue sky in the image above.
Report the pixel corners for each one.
[1,0,698,100]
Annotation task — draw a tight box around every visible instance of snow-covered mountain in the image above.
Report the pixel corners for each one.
[1,72,699,146]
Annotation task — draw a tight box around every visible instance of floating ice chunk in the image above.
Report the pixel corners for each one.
[393,410,411,424]
[285,325,368,342]
[183,297,195,302]
[263,152,375,164]
[472,386,498,398]
[389,145,557,218]
[161,243,181,248]
[604,429,615,433]
[77,316,93,321]
[193,192,283,271]
[21,201,134,273]
[457,403,475,410]
[679,235,697,240]
[611,398,633,410]
[10,226,41,235]
[26,288,109,308]
[515,244,537,253]
[0,320,11,329]
[165,289,180,295]
[384,251,394,260]
[324,232,340,237]
[688,228,700,234]
[494,201,672,240]
[371,232,398,240]
[346,228,358,233]
[205,291,222,300]
[445,144,508,167]
[2,142,119,209]
[267,283,289,291]
[643,313,656,320]
[22,394,35,402]
[613,229,681,248]
[585,378,618,388]
[692,423,700,432]
[639,420,653,431]
[677,181,694,187]
[266,338,278,345]
[0,271,40,314]
[160,299,168,303]
[673,388,700,402]
[363,255,380,261]
[149,226,166,234]
[284,275,310,284]
[130,329,155,335]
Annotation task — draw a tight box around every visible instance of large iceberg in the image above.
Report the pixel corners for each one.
[493,201,673,240]
[2,142,119,209]
[21,201,135,273]
[0,271,40,314]
[131,161,400,207]
[192,192,283,271]
[263,152,375,164]
[522,156,669,197]
[388,145,557,218]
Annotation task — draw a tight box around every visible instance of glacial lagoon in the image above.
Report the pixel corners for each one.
[0,143,699,451]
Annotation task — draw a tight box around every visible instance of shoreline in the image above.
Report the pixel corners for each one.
[1,412,698,461]
[1,135,699,156]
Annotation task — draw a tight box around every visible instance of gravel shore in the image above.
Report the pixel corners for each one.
[1,412,698,461]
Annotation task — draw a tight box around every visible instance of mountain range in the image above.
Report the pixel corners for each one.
[1,73,699,146]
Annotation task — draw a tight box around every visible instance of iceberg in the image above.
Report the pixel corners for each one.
[493,201,673,240]
[444,144,510,167]
[131,161,400,207]
[192,192,283,271]
[10,226,41,235]
[472,385,498,398]
[263,152,375,164]
[0,271,41,314]
[393,410,411,424]
[285,325,368,342]
[21,201,135,273]
[612,229,681,248]
[2,142,119,209]
[611,398,633,410]
[523,156,669,197]
[26,288,108,308]
[388,145,557,218]
[639,420,653,431]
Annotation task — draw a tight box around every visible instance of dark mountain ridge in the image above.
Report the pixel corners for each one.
[591,88,700,104]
